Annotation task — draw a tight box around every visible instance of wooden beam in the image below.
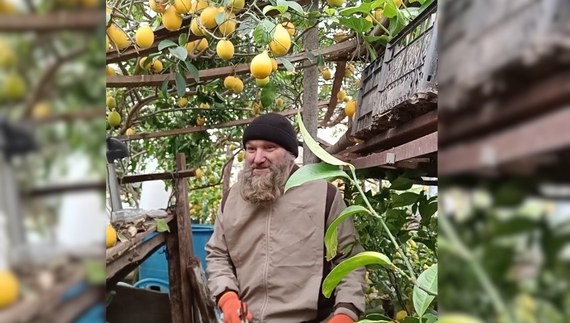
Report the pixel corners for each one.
[119,169,195,184]
[106,40,358,88]
[28,109,105,125]
[119,109,302,142]
[166,153,194,323]
[0,11,102,31]
[24,181,105,197]
[321,61,347,126]
[106,232,166,280]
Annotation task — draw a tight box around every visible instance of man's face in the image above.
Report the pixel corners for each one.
[244,140,288,175]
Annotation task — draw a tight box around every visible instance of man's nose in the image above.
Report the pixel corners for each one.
[253,149,266,164]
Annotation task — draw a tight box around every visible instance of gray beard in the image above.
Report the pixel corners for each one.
[238,154,295,206]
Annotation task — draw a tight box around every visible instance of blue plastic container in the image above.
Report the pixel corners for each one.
[138,224,214,284]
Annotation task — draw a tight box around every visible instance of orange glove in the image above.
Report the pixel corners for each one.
[327,314,354,323]
[218,291,252,323]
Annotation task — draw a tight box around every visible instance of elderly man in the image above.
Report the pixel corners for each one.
[205,113,366,323]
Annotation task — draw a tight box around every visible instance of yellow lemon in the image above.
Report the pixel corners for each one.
[2,73,26,100]
[107,24,131,50]
[226,0,244,12]
[321,68,331,80]
[32,102,50,119]
[0,270,19,308]
[237,151,244,162]
[327,0,344,7]
[196,116,205,126]
[190,0,209,13]
[200,6,223,29]
[223,75,237,89]
[108,110,121,127]
[195,168,203,178]
[216,39,234,60]
[282,21,295,36]
[151,59,163,73]
[135,25,154,49]
[190,18,204,36]
[255,76,269,87]
[231,78,243,93]
[218,11,236,36]
[106,96,117,108]
[105,35,110,52]
[162,6,183,31]
[374,9,383,21]
[106,225,117,248]
[139,56,152,70]
[106,65,116,76]
[344,100,356,118]
[250,51,272,79]
[126,128,136,136]
[271,58,278,71]
[275,98,283,106]
[337,90,346,101]
[173,0,191,14]
[208,176,217,184]
[395,310,407,321]
[149,0,167,13]
[178,97,188,107]
[268,23,291,57]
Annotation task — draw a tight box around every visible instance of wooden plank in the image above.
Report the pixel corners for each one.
[118,109,302,142]
[166,153,193,323]
[48,287,103,323]
[321,61,347,126]
[24,181,105,197]
[106,232,166,280]
[106,40,358,88]
[186,258,218,323]
[0,11,102,31]
[119,169,196,184]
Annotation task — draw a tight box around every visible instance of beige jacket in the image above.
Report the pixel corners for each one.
[205,178,366,323]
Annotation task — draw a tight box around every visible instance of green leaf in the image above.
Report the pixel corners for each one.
[285,1,304,14]
[253,19,276,46]
[383,0,398,18]
[260,83,277,108]
[175,71,187,97]
[323,7,336,15]
[116,231,128,242]
[389,11,408,36]
[178,33,187,46]
[161,75,171,99]
[83,258,105,285]
[276,57,294,71]
[155,219,170,232]
[419,201,437,219]
[402,318,421,323]
[158,39,178,51]
[339,0,385,16]
[392,192,419,207]
[363,35,390,45]
[215,11,226,25]
[339,17,373,33]
[316,54,325,67]
[413,264,438,317]
[184,61,200,83]
[389,177,413,190]
[106,13,111,24]
[263,5,287,15]
[296,113,349,167]
[422,313,438,323]
[285,163,349,192]
[322,251,393,297]
[325,205,370,260]
[305,52,315,62]
[169,46,188,61]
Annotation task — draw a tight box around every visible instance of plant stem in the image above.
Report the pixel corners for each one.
[439,214,517,323]
[349,167,416,280]
[392,266,437,297]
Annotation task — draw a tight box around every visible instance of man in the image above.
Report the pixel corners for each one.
[205,113,366,323]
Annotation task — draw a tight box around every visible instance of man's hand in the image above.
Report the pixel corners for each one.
[328,314,354,323]
[218,292,252,323]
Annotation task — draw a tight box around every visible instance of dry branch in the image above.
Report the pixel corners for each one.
[321,61,347,126]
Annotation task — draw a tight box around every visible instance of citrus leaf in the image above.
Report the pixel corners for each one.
[169,46,188,61]
[296,113,349,167]
[276,57,294,71]
[339,17,373,33]
[413,264,438,317]
[322,251,393,297]
[263,5,287,15]
[285,1,304,14]
[184,61,200,83]
[253,19,275,46]
[260,83,277,108]
[175,71,186,97]
[391,192,419,207]
[84,258,105,285]
[155,219,170,232]
[419,201,437,219]
[106,13,111,24]
[215,11,226,25]
[325,205,370,260]
[158,39,178,51]
[389,177,413,190]
[383,0,398,18]
[285,163,349,192]
[116,231,128,242]
[161,75,170,98]
[178,33,187,46]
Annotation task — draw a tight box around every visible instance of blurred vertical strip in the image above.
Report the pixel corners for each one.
[0,0,105,323]
[438,0,570,322]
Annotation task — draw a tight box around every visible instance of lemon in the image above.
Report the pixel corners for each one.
[218,11,236,36]
[2,73,26,100]
[255,77,269,87]
[250,51,272,79]
[186,38,208,52]
[223,75,237,89]
[162,6,183,31]
[108,110,121,127]
[106,96,117,108]
[178,97,188,107]
[337,90,346,101]
[334,33,347,42]
[105,35,110,52]
[271,58,278,72]
[190,0,209,13]
[139,56,152,70]
[395,310,407,321]
[107,24,131,50]
[237,151,244,162]
[408,240,416,248]
[282,21,295,36]
[345,68,353,77]
[226,0,244,12]
[135,25,154,49]
[173,0,191,14]
[190,209,196,215]
[0,270,19,308]
[355,78,360,87]
[275,98,283,106]
[344,100,356,118]
[200,6,223,29]
[106,225,117,248]
[208,176,217,184]
[32,102,50,119]
[321,68,331,80]
[0,40,16,68]
[196,116,205,126]
[343,96,350,103]
[195,168,203,179]
[126,128,136,135]
[151,59,163,73]
[268,24,291,57]
[106,65,116,76]
[374,9,383,21]
[327,0,344,7]
[199,102,210,109]
[190,18,204,36]
[149,0,167,13]
[216,39,234,60]
[231,78,243,93]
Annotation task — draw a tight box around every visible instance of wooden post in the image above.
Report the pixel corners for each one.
[166,153,194,323]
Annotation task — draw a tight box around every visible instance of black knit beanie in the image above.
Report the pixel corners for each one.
[242,113,299,157]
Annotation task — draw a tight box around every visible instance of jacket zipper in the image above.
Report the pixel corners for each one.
[259,207,271,323]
